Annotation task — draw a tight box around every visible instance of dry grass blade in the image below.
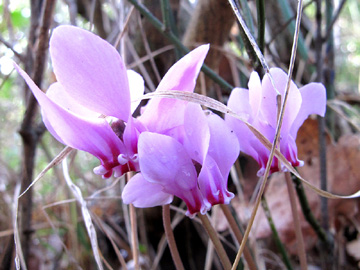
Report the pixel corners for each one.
[62,158,104,270]
[13,183,27,270]
[18,146,74,198]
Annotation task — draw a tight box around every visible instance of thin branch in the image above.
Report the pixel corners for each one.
[0,35,25,62]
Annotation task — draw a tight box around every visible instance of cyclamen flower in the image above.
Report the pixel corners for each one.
[225,68,326,176]
[15,25,145,178]
[123,102,239,216]
[15,25,239,216]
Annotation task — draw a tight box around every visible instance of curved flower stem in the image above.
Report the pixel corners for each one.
[162,205,185,270]
[285,172,307,270]
[220,204,258,270]
[261,196,293,270]
[129,204,139,270]
[197,214,232,269]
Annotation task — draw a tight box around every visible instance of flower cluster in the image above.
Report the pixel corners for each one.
[15,25,326,216]
[15,25,239,216]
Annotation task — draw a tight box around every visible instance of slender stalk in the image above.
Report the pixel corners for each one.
[285,172,307,270]
[220,204,258,270]
[129,204,139,270]
[128,0,233,92]
[162,205,185,270]
[198,214,232,269]
[261,196,293,270]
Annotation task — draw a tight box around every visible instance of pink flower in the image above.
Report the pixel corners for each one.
[122,103,239,216]
[15,25,145,178]
[225,68,326,176]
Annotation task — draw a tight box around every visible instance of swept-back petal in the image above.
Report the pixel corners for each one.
[47,82,99,118]
[198,156,234,206]
[122,173,173,207]
[183,103,210,163]
[138,97,188,133]
[290,82,326,139]
[248,71,262,118]
[50,25,130,120]
[138,45,210,132]
[127,70,145,114]
[157,44,210,93]
[15,63,123,164]
[226,88,258,159]
[206,113,240,178]
[261,68,301,135]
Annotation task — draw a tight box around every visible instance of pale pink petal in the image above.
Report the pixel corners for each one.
[47,82,99,118]
[138,97,187,133]
[226,88,258,159]
[123,117,146,157]
[122,173,173,207]
[14,63,124,165]
[198,156,234,205]
[206,113,240,177]
[50,25,130,120]
[127,70,145,114]
[248,71,262,118]
[138,132,197,189]
[183,103,210,163]
[138,132,208,215]
[290,82,326,139]
[156,44,210,93]
[261,68,301,135]
[138,45,209,132]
